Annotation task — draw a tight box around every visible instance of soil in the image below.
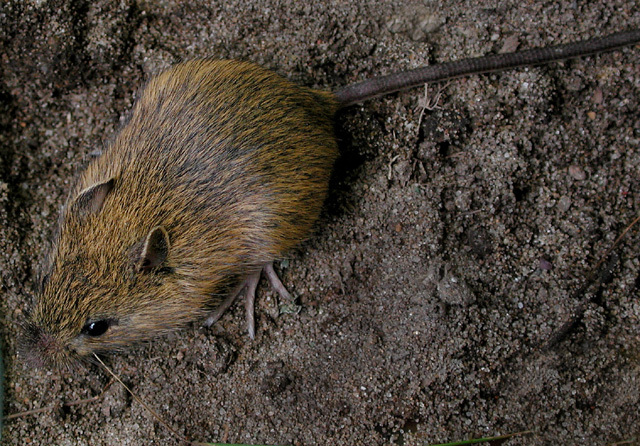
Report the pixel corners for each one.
[1,1,639,445]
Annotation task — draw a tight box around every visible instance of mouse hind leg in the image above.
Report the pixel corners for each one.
[203,262,293,338]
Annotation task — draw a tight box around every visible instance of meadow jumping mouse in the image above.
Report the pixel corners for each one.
[24,30,640,368]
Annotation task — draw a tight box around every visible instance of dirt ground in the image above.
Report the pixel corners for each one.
[1,1,639,445]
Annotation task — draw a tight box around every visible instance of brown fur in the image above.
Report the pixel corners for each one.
[26,59,339,366]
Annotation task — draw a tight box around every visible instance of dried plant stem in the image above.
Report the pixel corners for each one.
[4,380,113,420]
[543,213,640,350]
[428,429,533,445]
[93,354,193,445]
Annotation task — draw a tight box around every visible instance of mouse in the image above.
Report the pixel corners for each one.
[22,29,640,368]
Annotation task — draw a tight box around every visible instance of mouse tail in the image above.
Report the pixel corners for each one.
[333,29,640,107]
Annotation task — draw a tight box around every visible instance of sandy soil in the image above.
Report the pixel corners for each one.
[1,1,639,445]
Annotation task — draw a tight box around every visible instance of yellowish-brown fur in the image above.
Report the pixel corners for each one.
[26,60,339,366]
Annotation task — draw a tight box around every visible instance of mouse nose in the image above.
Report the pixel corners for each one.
[20,323,66,368]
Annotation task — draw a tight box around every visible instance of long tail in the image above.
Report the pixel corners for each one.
[333,29,640,107]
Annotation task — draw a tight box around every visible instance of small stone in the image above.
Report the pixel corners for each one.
[557,195,572,213]
[592,88,603,105]
[499,35,519,54]
[539,258,553,270]
[568,165,586,181]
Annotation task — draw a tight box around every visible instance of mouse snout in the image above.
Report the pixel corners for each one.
[21,322,71,368]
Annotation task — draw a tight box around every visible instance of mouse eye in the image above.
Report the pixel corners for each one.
[81,320,111,337]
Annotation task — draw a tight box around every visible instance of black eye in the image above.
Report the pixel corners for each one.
[81,320,111,337]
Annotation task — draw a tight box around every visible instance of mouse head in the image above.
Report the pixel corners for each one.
[23,178,199,369]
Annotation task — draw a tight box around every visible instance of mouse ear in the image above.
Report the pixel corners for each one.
[138,226,170,273]
[72,178,115,219]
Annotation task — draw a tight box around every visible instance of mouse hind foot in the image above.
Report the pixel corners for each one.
[204,262,293,339]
